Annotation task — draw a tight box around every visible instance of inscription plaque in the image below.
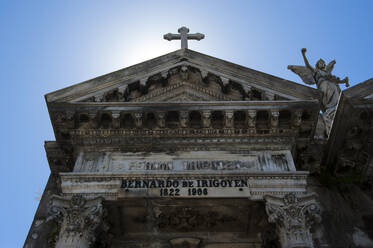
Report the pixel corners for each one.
[120,177,251,198]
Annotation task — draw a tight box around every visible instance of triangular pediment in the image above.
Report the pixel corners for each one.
[45,49,320,103]
[343,77,373,99]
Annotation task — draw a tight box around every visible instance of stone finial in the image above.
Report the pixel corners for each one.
[265,193,321,248]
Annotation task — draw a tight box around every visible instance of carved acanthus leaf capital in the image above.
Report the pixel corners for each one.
[48,194,105,248]
[265,193,321,248]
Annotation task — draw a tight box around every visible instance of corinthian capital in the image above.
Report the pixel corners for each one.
[48,194,104,248]
[264,193,321,248]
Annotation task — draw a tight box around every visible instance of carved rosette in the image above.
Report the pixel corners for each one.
[264,193,321,248]
[48,195,104,248]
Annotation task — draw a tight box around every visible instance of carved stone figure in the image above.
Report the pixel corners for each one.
[265,193,321,248]
[288,48,349,135]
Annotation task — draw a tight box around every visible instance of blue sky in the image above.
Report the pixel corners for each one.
[1,0,373,246]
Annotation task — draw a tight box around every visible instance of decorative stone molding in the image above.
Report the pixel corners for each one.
[271,110,280,128]
[111,111,121,129]
[225,110,234,128]
[200,69,208,79]
[156,111,167,128]
[48,194,105,248]
[202,110,211,128]
[161,70,169,79]
[180,111,189,128]
[169,237,201,248]
[264,92,275,100]
[139,77,148,87]
[180,66,189,80]
[94,94,105,102]
[264,193,321,248]
[88,112,98,129]
[220,76,230,87]
[133,112,143,128]
[65,111,75,120]
[293,110,303,127]
[247,110,257,128]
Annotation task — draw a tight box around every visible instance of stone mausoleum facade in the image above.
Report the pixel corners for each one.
[24,30,373,248]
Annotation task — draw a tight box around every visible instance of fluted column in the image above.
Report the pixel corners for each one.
[264,193,321,248]
[49,195,104,248]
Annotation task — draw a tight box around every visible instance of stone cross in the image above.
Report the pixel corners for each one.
[164,26,205,49]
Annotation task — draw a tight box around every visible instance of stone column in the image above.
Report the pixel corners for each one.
[264,193,321,248]
[49,194,104,248]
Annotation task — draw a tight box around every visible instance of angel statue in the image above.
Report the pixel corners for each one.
[288,48,349,135]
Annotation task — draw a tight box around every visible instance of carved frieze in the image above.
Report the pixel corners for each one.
[155,207,236,231]
[73,151,295,173]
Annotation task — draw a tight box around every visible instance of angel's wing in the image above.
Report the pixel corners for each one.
[326,61,335,73]
[287,65,315,85]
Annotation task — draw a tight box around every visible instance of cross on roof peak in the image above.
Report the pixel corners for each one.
[163,26,205,49]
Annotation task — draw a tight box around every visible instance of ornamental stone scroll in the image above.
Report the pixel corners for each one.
[48,194,105,248]
[264,193,321,248]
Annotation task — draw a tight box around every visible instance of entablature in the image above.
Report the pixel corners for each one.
[48,100,319,149]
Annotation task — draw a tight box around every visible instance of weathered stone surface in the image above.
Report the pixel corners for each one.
[25,44,373,248]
